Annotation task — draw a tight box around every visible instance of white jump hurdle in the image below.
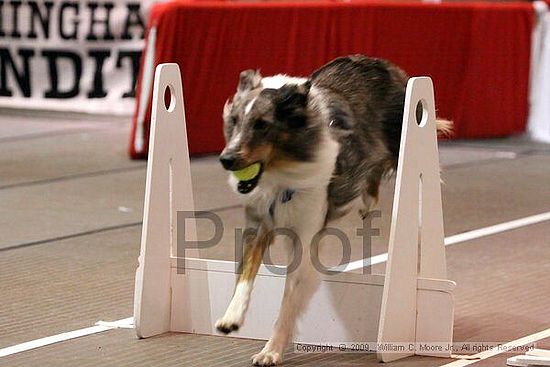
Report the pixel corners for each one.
[133,63,456,363]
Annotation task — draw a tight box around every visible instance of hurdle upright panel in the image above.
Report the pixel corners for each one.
[134,63,456,362]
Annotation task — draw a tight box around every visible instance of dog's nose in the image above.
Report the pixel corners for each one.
[219,154,236,170]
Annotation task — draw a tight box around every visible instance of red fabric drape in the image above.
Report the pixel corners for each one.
[130,0,534,158]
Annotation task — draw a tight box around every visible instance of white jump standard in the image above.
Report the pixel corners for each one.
[133,63,456,364]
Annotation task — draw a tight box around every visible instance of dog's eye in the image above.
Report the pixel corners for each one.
[230,117,238,126]
[253,119,268,131]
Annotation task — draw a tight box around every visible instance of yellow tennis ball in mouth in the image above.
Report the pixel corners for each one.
[232,163,261,181]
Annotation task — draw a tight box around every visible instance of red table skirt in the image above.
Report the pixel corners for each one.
[130,0,534,158]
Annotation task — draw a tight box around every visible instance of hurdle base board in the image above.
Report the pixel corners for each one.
[169,257,455,358]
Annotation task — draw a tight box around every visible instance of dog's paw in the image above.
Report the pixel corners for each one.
[215,317,241,334]
[251,350,282,366]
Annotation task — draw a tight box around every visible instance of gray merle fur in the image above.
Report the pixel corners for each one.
[311,55,408,219]
[222,55,423,221]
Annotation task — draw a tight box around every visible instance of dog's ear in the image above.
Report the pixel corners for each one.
[238,69,262,92]
[296,80,312,95]
[223,98,232,119]
[275,81,311,128]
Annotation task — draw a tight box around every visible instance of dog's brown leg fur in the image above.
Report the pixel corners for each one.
[237,229,271,283]
[216,226,273,334]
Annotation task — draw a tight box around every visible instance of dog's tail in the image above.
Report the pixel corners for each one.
[436,118,453,137]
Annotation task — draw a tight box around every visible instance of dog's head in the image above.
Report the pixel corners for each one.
[220,70,322,194]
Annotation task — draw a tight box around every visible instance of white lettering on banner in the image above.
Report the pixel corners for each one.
[0,1,152,115]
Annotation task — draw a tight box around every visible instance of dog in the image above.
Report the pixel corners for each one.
[216,55,451,366]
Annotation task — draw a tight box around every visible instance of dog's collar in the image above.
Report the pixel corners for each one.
[269,189,295,217]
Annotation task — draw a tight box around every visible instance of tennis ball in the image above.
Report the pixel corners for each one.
[233,163,261,181]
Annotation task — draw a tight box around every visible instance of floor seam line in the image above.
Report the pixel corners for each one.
[0,204,242,252]
[0,222,143,252]
[0,126,118,144]
[0,165,147,191]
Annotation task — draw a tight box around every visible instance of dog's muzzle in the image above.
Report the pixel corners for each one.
[219,154,264,194]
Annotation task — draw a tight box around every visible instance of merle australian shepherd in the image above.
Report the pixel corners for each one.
[216,55,450,366]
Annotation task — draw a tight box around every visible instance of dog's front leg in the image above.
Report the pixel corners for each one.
[252,194,326,366]
[216,224,272,334]
[251,251,320,366]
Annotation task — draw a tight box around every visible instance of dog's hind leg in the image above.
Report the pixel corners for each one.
[216,224,272,334]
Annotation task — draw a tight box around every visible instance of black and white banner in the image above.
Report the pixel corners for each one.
[0,0,153,115]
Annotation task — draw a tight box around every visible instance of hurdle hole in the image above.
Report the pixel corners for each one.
[415,99,428,127]
[164,84,175,112]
